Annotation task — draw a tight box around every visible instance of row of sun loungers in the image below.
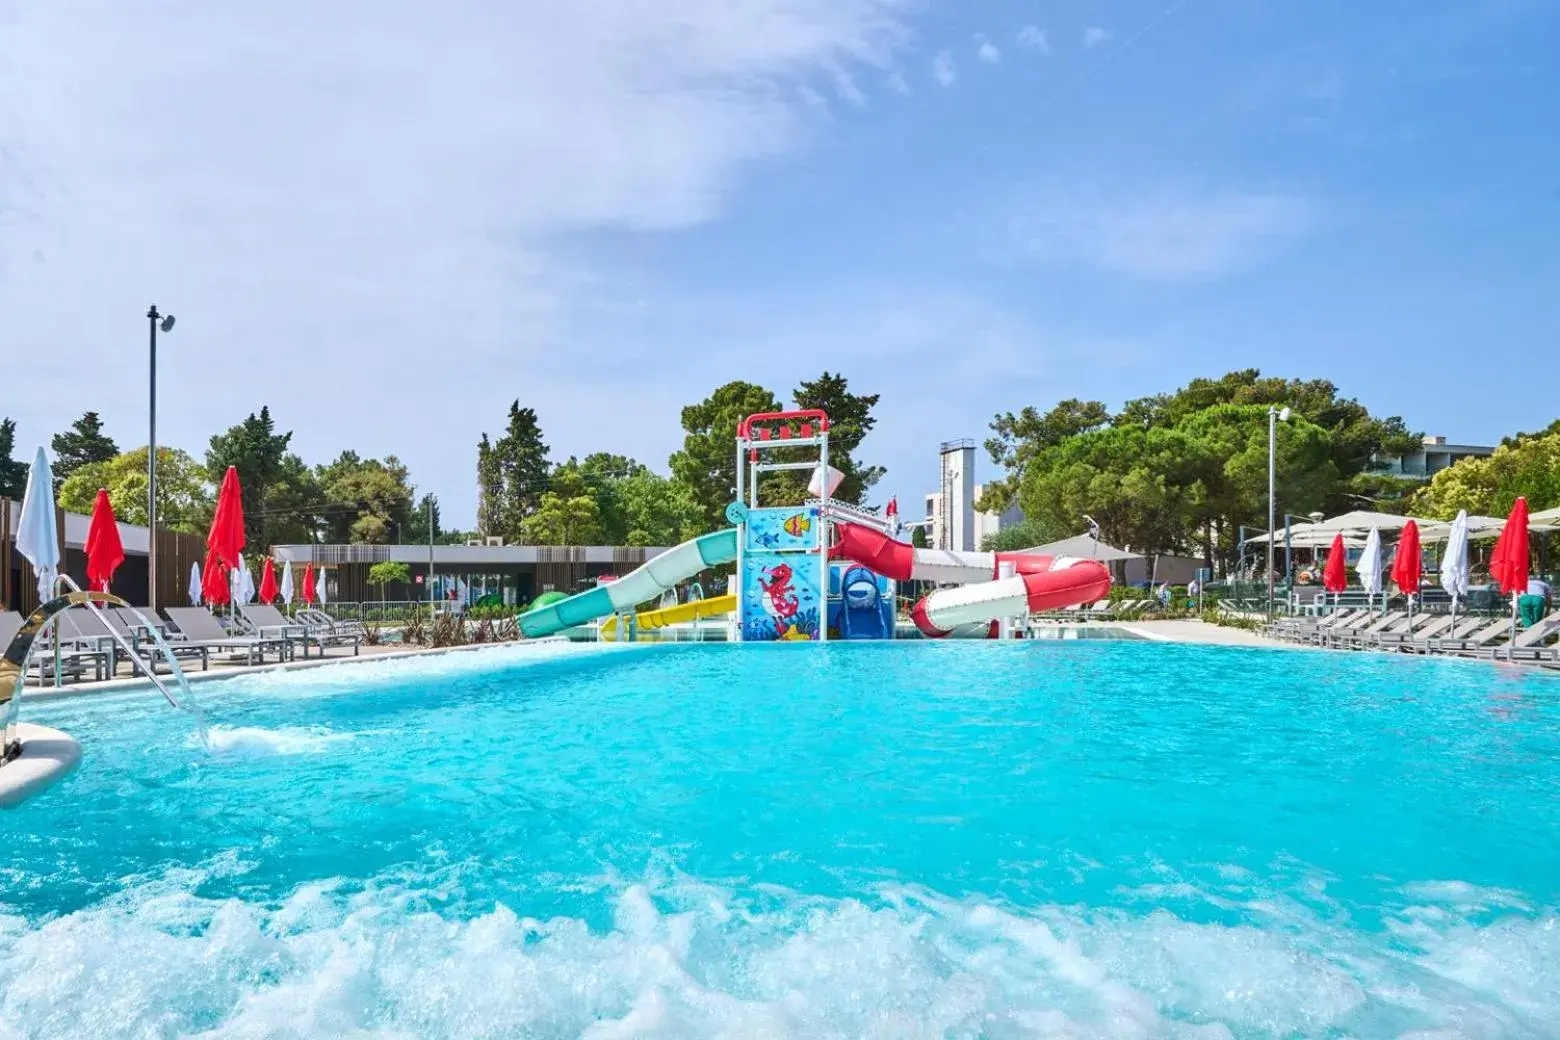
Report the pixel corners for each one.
[1038,599,1158,622]
[0,603,361,687]
[1270,607,1560,663]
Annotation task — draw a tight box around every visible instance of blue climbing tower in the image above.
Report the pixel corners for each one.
[731,410,832,642]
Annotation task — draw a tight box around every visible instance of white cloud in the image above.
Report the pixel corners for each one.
[1083,26,1113,50]
[975,35,1001,63]
[832,67,866,106]
[933,49,956,86]
[1016,26,1051,55]
[0,0,910,525]
[1007,183,1319,282]
[887,71,910,94]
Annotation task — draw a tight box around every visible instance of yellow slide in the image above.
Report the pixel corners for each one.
[599,594,737,641]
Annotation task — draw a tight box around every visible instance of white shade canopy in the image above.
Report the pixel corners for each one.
[1018,533,1141,561]
[1529,505,1560,530]
[1245,523,1368,549]
[16,447,61,604]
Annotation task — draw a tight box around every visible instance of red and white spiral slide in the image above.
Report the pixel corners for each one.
[829,522,1112,638]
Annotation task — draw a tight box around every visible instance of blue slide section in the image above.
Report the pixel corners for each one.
[827,564,894,640]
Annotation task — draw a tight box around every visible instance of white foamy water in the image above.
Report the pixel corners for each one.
[197,725,358,755]
[2,870,1557,1039]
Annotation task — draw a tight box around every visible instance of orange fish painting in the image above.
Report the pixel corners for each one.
[783,513,812,538]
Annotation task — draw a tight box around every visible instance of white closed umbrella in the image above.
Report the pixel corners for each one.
[279,562,294,606]
[315,566,328,605]
[1356,526,1384,611]
[1440,509,1471,626]
[16,447,61,604]
[188,561,203,606]
[240,558,256,604]
[230,554,251,605]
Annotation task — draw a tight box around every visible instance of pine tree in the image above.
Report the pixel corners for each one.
[0,418,29,498]
[484,403,551,541]
[476,435,505,537]
[51,411,120,490]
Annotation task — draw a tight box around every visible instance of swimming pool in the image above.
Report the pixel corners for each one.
[3,640,1557,1037]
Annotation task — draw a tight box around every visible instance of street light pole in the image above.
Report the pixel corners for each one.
[427,495,436,622]
[146,306,175,612]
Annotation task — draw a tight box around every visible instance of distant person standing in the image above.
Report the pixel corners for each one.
[1519,576,1550,627]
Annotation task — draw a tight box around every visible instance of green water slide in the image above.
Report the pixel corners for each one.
[518,529,738,638]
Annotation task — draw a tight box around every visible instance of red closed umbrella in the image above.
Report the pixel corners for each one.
[1322,532,1348,594]
[202,550,231,606]
[84,488,126,592]
[301,562,317,605]
[1490,497,1532,656]
[1490,497,1530,595]
[207,466,246,569]
[258,558,279,604]
[203,466,246,607]
[1391,519,1423,597]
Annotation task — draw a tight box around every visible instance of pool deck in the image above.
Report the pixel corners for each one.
[1111,619,1289,647]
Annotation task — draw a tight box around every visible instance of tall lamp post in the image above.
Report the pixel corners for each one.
[147,306,176,612]
[1266,405,1291,617]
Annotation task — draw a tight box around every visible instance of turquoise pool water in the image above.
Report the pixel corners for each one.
[3,640,1558,1037]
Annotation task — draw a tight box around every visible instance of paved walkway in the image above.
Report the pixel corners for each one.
[1111,618,1289,648]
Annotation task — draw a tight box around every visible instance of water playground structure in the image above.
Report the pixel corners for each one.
[518,410,1112,641]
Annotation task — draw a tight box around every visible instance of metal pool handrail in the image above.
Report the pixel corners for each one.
[2,577,199,766]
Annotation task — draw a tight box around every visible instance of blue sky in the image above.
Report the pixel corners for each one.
[3,0,1556,529]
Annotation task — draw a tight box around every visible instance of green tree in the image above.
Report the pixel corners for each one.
[616,471,705,546]
[258,453,326,546]
[982,399,1111,512]
[405,492,442,543]
[483,402,551,539]
[519,480,603,545]
[792,371,885,505]
[979,517,1052,552]
[51,412,119,491]
[670,380,784,530]
[367,561,412,601]
[206,406,300,549]
[575,453,648,544]
[0,418,28,498]
[1412,429,1560,518]
[58,447,213,532]
[476,434,505,537]
[316,452,414,543]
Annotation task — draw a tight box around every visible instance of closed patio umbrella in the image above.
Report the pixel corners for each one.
[188,561,204,606]
[84,488,126,593]
[1391,519,1423,630]
[279,562,294,607]
[1356,526,1383,611]
[1439,510,1471,627]
[1490,497,1531,656]
[315,566,328,606]
[259,559,279,605]
[203,466,246,607]
[1322,532,1348,603]
[16,447,61,604]
[301,563,317,606]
